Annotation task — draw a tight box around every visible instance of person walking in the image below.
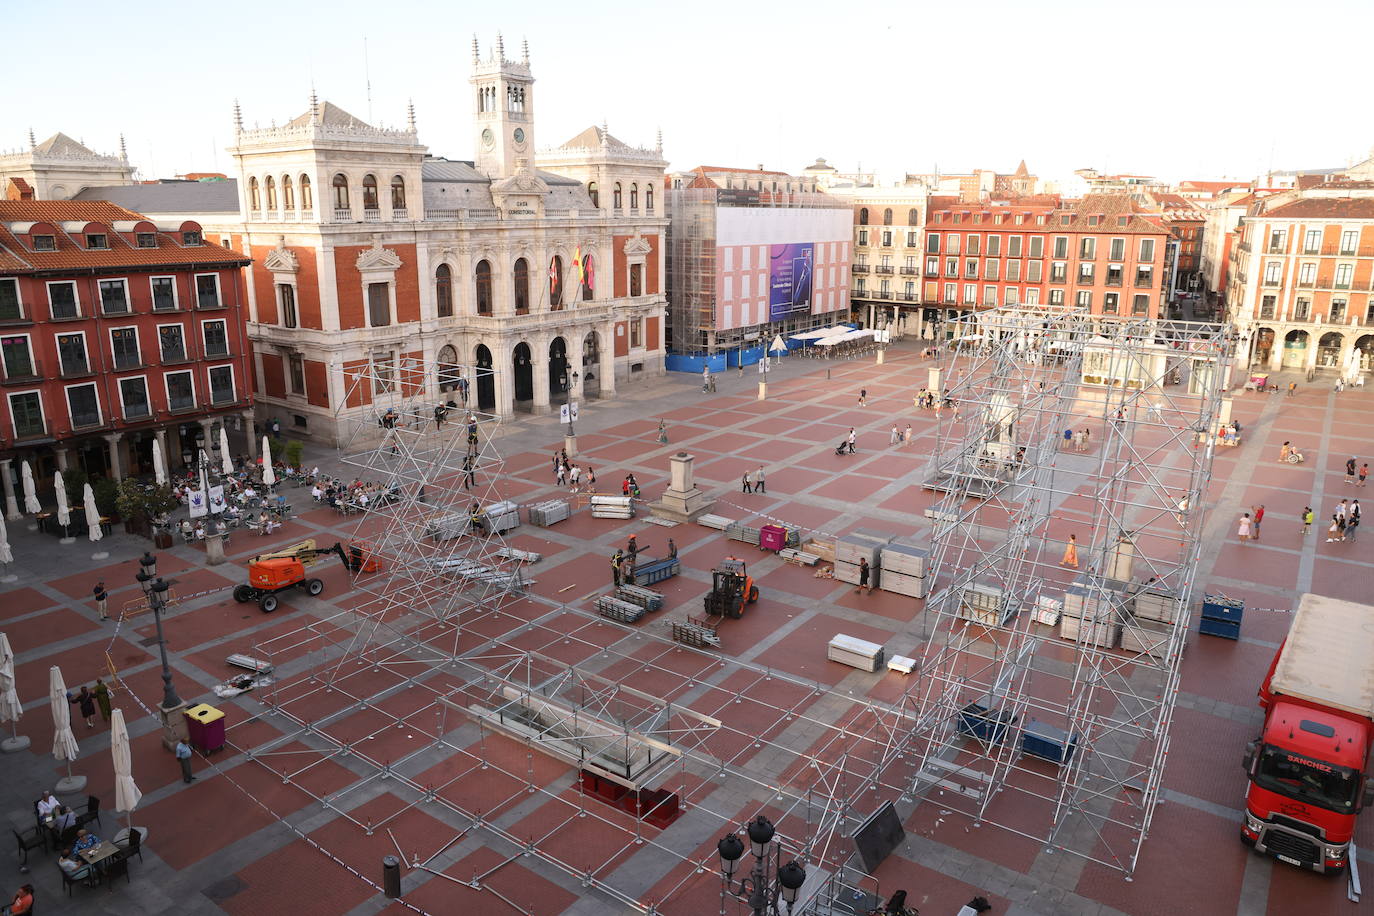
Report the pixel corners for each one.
[586,466,597,491]
[859,388,868,407]
[857,557,871,593]
[92,678,112,724]
[556,462,566,487]
[175,738,197,782]
[1337,499,1349,522]
[890,426,900,446]
[847,428,857,454]
[1347,503,1361,541]
[569,464,581,491]
[1081,428,1091,452]
[1063,428,1074,450]
[1346,457,1357,485]
[1061,534,1079,568]
[93,581,108,621]
[1361,463,1369,488]
[1237,512,1253,542]
[1327,514,1346,543]
[1252,505,1265,541]
[1288,381,1297,396]
[626,535,639,562]
[611,550,623,587]
[755,466,766,494]
[904,424,913,445]
[1302,506,1314,535]
[70,685,97,728]
[462,454,475,491]
[742,470,753,494]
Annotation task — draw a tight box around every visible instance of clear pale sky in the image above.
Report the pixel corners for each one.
[7,0,1373,187]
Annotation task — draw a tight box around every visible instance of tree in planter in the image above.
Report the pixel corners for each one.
[93,477,119,518]
[62,468,89,508]
[115,478,180,538]
[284,439,305,472]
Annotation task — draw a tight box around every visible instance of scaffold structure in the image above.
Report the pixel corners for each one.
[902,305,1235,878]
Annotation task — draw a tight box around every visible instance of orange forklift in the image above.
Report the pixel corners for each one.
[703,557,760,619]
[233,539,364,613]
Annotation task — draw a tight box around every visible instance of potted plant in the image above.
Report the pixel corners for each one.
[284,439,305,472]
[116,479,179,541]
[93,477,120,521]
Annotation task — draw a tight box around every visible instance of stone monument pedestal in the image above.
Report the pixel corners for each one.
[649,452,716,524]
[158,700,190,752]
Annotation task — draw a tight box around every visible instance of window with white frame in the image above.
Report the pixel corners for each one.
[985,260,999,281]
[1335,263,1354,288]
[367,283,391,327]
[986,235,1001,257]
[66,383,101,429]
[947,235,960,256]
[1139,238,1156,262]
[630,318,643,348]
[278,284,298,328]
[150,276,177,311]
[47,281,79,319]
[1025,288,1040,305]
[98,279,129,314]
[202,319,229,357]
[56,333,88,376]
[1104,292,1119,313]
[1303,229,1321,253]
[8,391,44,437]
[110,327,140,370]
[966,235,980,256]
[1004,287,1019,306]
[158,325,186,362]
[195,273,221,308]
[1028,236,1044,258]
[0,278,21,320]
[208,365,236,404]
[982,286,996,306]
[288,354,306,394]
[119,377,151,419]
[1007,236,1022,258]
[942,282,956,303]
[1340,230,1358,255]
[165,371,195,411]
[926,256,939,276]
[963,284,977,305]
[1006,260,1021,282]
[1298,263,1316,285]
[1263,261,1282,286]
[1076,290,1092,309]
[371,351,395,394]
[926,234,940,254]
[1132,294,1150,316]
[1027,261,1043,282]
[1,335,34,379]
[1053,237,1068,258]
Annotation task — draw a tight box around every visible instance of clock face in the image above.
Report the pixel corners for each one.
[481,128,495,150]
[513,128,526,146]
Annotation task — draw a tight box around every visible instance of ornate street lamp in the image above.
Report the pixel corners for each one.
[138,552,188,750]
[717,816,806,915]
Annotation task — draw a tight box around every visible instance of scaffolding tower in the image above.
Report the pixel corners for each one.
[904,306,1234,878]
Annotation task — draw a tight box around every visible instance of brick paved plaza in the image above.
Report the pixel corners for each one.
[1,341,1368,915]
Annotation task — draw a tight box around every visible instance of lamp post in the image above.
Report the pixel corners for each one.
[561,369,579,457]
[137,552,188,750]
[717,816,807,916]
[196,447,227,565]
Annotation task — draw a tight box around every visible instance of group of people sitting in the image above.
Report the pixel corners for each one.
[311,477,401,513]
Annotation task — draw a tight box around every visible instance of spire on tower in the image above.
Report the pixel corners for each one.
[309,85,320,124]
[28,128,35,149]
[656,127,663,152]
[118,134,127,160]
[496,32,504,61]
[600,120,609,148]
[472,34,480,63]
[522,37,529,63]
[407,99,416,132]
[232,100,243,133]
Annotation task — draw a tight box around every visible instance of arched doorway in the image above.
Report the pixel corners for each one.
[1253,328,1275,367]
[474,344,495,410]
[1317,332,1343,369]
[1281,330,1309,369]
[1356,335,1374,371]
[512,342,534,405]
[548,337,569,397]
[436,344,460,392]
[582,332,601,397]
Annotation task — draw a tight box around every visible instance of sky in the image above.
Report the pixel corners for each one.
[7,0,1374,188]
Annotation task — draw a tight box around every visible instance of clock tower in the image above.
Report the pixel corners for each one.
[471,34,534,180]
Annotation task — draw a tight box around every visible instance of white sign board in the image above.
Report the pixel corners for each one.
[559,402,581,424]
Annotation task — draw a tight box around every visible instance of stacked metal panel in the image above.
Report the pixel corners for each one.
[590,495,635,519]
[879,542,929,598]
[834,530,891,586]
[527,499,570,527]
[958,583,1009,625]
[725,523,762,546]
[596,595,645,623]
[484,500,522,534]
[616,584,664,611]
[1059,575,1129,649]
[827,634,886,672]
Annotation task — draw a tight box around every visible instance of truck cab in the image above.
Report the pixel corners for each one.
[1242,701,1372,872]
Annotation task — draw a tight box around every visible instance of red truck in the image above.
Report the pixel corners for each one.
[1241,593,1374,874]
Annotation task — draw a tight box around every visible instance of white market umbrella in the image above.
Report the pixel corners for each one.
[219,426,234,475]
[111,708,141,832]
[21,461,40,514]
[54,471,70,530]
[0,513,11,565]
[83,483,103,543]
[49,666,84,793]
[152,439,168,487]
[0,632,26,751]
[261,436,276,486]
[769,334,788,353]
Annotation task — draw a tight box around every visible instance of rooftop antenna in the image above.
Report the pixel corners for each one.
[363,37,373,124]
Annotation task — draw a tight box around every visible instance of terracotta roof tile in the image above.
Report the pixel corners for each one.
[1260,197,1374,219]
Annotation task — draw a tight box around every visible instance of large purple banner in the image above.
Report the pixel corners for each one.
[769,243,814,320]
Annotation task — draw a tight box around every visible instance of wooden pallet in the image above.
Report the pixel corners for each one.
[779,547,820,566]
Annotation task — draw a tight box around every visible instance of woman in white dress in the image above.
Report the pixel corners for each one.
[1237,512,1253,541]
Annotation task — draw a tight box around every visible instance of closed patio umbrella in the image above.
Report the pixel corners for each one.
[21,461,40,514]
[0,632,27,751]
[83,483,103,543]
[152,439,168,486]
[261,436,276,487]
[54,471,70,532]
[0,512,12,565]
[219,426,234,476]
[50,665,85,793]
[111,708,142,836]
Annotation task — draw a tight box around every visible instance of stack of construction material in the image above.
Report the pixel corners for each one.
[616,584,664,612]
[590,495,635,519]
[527,500,570,527]
[484,500,522,534]
[697,514,733,530]
[959,583,1008,625]
[596,595,645,623]
[1121,583,1177,658]
[827,634,886,672]
[834,530,891,586]
[725,523,761,546]
[879,542,929,598]
[1059,576,1129,649]
[1032,595,1062,626]
[495,546,541,563]
[671,616,720,648]
[425,557,529,593]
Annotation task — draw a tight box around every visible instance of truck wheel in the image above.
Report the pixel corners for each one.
[259,594,279,613]
[233,586,253,603]
[305,578,324,596]
[748,585,760,604]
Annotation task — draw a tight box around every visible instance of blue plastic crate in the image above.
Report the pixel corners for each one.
[1202,594,1244,622]
[957,703,1013,744]
[1199,616,1241,640]
[1021,719,1078,765]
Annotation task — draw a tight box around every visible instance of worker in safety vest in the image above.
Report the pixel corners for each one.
[611,549,623,587]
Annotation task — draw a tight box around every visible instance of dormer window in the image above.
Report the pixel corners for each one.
[137,233,158,248]
[32,235,55,251]
[182,231,202,246]
[86,233,108,250]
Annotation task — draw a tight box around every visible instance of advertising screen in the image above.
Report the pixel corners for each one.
[769,242,814,320]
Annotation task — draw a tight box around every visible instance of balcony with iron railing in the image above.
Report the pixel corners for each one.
[871,290,894,299]
[900,266,918,275]
[875,266,894,275]
[851,264,870,274]
[898,292,919,301]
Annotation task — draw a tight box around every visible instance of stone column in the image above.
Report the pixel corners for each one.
[198,419,215,461]
[492,342,515,418]
[104,432,125,480]
[599,322,618,397]
[531,334,552,415]
[243,411,258,459]
[155,428,170,475]
[1,458,19,521]
[55,448,70,472]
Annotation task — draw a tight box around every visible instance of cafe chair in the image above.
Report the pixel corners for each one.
[31,801,48,850]
[13,825,48,868]
[114,828,142,862]
[59,863,87,896]
[103,850,132,888]
[76,796,101,830]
